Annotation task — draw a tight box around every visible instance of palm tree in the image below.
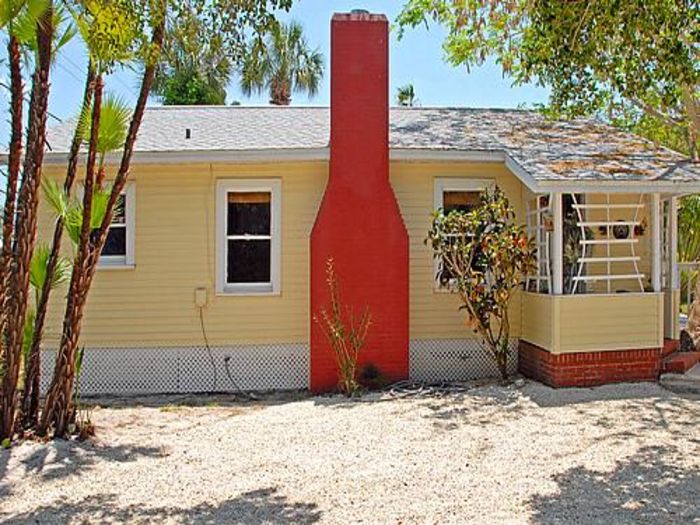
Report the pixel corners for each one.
[152,8,231,105]
[22,94,130,427]
[240,21,323,106]
[397,84,416,107]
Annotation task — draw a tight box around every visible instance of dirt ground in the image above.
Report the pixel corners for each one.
[1,380,698,524]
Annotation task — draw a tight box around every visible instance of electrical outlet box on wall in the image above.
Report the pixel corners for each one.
[194,287,208,308]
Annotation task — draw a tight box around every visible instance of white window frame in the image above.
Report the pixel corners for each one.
[216,179,281,296]
[97,182,136,270]
[433,178,494,292]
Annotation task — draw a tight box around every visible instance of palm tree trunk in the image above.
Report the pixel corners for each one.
[0,36,24,438]
[270,78,291,105]
[0,6,54,441]
[39,4,165,436]
[39,75,103,437]
[0,35,24,323]
[22,65,96,428]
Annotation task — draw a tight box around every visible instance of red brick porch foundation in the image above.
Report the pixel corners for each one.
[518,341,662,388]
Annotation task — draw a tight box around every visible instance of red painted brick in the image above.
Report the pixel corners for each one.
[518,341,661,388]
[662,351,700,374]
[310,13,409,392]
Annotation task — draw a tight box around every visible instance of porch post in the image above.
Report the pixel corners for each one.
[669,197,680,291]
[651,193,662,292]
[552,193,563,295]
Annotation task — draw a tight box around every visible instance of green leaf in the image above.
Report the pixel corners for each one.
[30,243,71,291]
[42,178,69,219]
[22,309,36,364]
[80,95,132,155]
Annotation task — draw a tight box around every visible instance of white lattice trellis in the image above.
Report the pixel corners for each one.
[410,339,518,382]
[40,343,309,396]
[39,339,519,396]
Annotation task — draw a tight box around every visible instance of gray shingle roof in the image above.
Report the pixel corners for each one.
[45,106,700,185]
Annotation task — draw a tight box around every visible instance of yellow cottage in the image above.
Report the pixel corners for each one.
[35,12,699,395]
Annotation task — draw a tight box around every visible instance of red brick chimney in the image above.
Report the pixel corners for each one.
[310,11,409,392]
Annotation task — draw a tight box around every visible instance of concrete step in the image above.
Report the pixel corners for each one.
[660,364,700,397]
[661,351,700,374]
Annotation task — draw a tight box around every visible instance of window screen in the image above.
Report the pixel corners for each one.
[443,190,481,214]
[439,189,483,287]
[226,191,272,284]
[102,194,126,257]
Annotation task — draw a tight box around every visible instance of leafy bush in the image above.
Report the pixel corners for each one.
[426,187,535,379]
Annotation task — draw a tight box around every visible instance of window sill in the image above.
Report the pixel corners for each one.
[217,283,279,296]
[434,287,457,294]
[96,263,136,271]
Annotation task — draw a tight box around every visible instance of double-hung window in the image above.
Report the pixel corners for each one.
[216,179,281,295]
[98,182,135,268]
[433,178,493,290]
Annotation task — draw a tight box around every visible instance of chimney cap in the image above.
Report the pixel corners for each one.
[332,11,387,22]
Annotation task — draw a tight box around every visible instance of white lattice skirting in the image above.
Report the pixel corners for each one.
[39,339,517,396]
[409,339,518,382]
[40,344,309,396]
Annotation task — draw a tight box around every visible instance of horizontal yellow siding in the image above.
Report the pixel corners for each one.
[664,289,681,340]
[521,292,555,350]
[38,159,663,353]
[39,162,328,347]
[390,161,525,340]
[39,159,530,348]
[522,292,663,353]
[558,293,663,352]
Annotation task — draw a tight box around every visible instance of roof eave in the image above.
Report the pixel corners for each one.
[36,147,330,165]
[537,179,700,195]
[9,147,699,194]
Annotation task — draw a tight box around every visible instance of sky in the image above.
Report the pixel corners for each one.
[0,0,550,141]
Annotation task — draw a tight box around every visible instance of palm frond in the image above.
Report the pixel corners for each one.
[79,95,132,155]
[42,178,69,219]
[9,0,50,45]
[13,1,75,62]
[89,185,113,229]
[96,95,131,155]
[294,47,323,96]
[30,243,72,291]
[60,184,115,247]
[239,20,324,105]
[22,309,36,364]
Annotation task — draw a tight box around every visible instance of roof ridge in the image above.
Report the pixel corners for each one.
[145,105,329,110]
[142,105,539,112]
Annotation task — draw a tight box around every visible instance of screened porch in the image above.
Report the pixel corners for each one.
[521,192,681,354]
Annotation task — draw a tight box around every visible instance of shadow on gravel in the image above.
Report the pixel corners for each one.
[0,452,8,487]
[82,390,309,410]
[421,388,525,429]
[520,381,677,408]
[528,445,700,524]
[1,487,321,524]
[18,440,164,482]
[0,440,164,500]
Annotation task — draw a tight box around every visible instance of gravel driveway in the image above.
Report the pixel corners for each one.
[1,380,698,524]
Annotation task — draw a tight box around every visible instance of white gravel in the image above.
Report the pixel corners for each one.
[1,380,698,524]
